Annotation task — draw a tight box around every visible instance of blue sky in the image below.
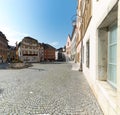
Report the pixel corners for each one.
[0,0,77,48]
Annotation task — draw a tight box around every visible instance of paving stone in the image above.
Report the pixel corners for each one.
[0,63,103,115]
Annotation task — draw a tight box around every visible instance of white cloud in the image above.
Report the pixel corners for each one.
[0,26,28,46]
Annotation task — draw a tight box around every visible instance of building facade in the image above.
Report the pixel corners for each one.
[56,47,66,61]
[66,34,71,61]
[75,0,120,114]
[43,43,56,61]
[18,37,39,62]
[7,45,16,62]
[71,26,77,62]
[0,31,8,63]
[38,43,44,62]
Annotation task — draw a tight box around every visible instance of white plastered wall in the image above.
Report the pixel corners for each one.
[82,0,119,114]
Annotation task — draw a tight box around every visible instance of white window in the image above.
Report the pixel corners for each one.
[108,24,117,87]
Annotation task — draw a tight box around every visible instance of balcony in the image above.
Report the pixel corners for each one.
[23,54,38,56]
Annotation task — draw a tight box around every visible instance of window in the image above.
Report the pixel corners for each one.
[30,51,32,54]
[67,42,69,46]
[25,51,28,55]
[108,24,117,87]
[86,40,90,67]
[82,0,85,15]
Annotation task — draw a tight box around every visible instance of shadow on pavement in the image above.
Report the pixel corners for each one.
[0,63,9,69]
[27,67,45,71]
[40,61,64,64]
[0,89,4,94]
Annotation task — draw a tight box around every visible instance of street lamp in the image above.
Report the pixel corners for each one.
[71,14,82,26]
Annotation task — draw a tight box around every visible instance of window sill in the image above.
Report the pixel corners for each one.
[97,80,117,111]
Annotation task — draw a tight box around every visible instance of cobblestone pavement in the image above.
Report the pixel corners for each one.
[0,63,103,115]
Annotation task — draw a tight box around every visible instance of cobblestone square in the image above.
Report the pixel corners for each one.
[0,63,103,115]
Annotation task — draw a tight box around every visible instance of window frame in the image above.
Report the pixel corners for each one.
[107,23,117,87]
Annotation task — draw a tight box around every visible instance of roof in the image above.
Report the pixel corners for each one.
[8,45,16,50]
[42,43,56,50]
[0,31,8,41]
[71,25,76,40]
[18,42,21,47]
[57,47,63,51]
[22,36,38,43]
[68,34,72,41]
